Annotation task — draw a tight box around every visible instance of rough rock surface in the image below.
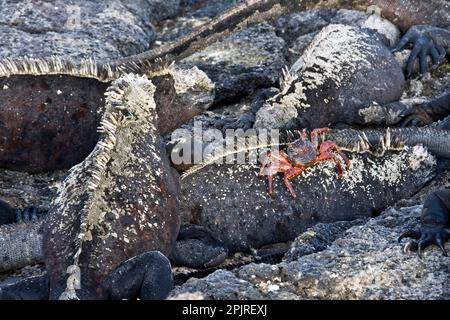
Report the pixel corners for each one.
[180,146,436,252]
[181,23,286,103]
[157,0,242,44]
[273,9,372,65]
[170,205,450,300]
[0,75,109,173]
[0,0,180,61]
[0,64,213,173]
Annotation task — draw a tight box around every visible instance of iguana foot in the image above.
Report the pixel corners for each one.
[399,227,449,258]
[399,189,450,258]
[223,112,256,131]
[392,25,448,78]
[170,224,228,269]
[101,251,173,300]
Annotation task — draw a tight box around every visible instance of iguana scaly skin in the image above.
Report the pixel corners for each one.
[2,127,448,270]
[42,74,180,300]
[0,220,43,273]
[116,0,450,68]
[1,0,449,173]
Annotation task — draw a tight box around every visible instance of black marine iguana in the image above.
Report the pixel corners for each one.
[399,189,450,257]
[0,126,448,283]
[1,0,450,299]
[1,0,449,173]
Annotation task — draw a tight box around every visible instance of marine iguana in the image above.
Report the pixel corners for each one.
[42,73,181,300]
[1,127,448,273]
[399,188,450,257]
[224,21,450,131]
[1,0,449,172]
[0,0,450,296]
[176,126,449,252]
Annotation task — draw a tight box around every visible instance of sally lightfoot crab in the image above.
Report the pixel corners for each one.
[259,128,350,198]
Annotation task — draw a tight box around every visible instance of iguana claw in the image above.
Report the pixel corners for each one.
[399,189,450,258]
[392,25,447,78]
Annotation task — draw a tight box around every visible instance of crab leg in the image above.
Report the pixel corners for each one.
[315,151,345,176]
[283,166,307,198]
[259,150,292,196]
[319,140,350,169]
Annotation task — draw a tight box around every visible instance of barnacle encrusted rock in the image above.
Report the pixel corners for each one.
[0,57,214,173]
[254,24,405,129]
[43,73,180,300]
[180,147,436,252]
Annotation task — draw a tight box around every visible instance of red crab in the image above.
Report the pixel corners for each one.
[259,128,350,198]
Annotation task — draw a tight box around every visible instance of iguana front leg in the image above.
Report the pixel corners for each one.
[392,25,450,77]
[101,251,173,300]
[399,189,450,258]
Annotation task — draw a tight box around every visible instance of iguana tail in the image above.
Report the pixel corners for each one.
[0,220,44,273]
[321,127,450,158]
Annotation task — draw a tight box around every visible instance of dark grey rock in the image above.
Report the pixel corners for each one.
[171,205,450,300]
[0,0,180,61]
[180,147,436,252]
[273,10,334,47]
[170,224,228,268]
[181,23,286,103]
[254,24,405,129]
[157,0,241,45]
[186,0,241,18]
